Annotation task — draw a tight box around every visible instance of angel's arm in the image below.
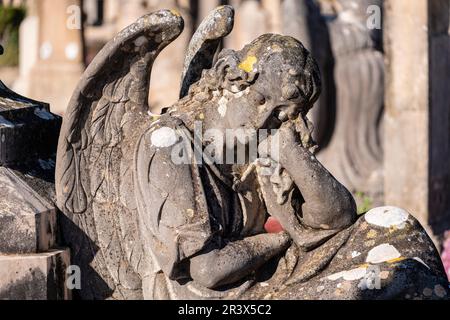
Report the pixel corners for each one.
[135,129,290,289]
[189,233,290,289]
[276,121,357,231]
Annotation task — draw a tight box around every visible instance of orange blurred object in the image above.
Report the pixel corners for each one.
[264,217,284,234]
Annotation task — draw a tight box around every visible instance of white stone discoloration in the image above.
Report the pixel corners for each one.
[351,251,361,258]
[218,97,228,117]
[151,127,178,148]
[365,206,409,229]
[223,87,249,101]
[413,257,431,270]
[0,116,14,128]
[230,85,240,93]
[366,244,401,264]
[34,108,55,120]
[327,267,367,281]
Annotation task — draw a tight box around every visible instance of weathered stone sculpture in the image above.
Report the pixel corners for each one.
[56,7,449,300]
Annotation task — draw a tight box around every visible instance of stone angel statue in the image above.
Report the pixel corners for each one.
[56,7,449,300]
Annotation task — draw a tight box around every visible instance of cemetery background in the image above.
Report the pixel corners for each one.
[0,0,449,299]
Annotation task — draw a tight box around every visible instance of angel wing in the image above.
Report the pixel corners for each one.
[55,10,184,300]
[180,5,234,98]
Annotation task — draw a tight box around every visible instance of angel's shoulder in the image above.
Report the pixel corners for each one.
[136,115,192,174]
[134,116,198,211]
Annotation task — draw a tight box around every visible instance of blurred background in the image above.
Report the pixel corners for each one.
[0,0,449,278]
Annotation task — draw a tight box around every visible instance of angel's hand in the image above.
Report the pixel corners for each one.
[293,116,318,152]
[258,121,307,166]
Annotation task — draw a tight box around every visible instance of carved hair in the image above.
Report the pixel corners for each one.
[176,34,321,114]
[181,49,257,101]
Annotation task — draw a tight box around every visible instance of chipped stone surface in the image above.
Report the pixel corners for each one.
[328,267,367,281]
[366,244,401,264]
[150,127,178,148]
[218,97,228,117]
[365,206,409,229]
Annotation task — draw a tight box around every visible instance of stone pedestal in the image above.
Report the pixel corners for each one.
[0,80,69,300]
[0,167,56,254]
[0,250,71,300]
[384,0,450,239]
[28,0,85,115]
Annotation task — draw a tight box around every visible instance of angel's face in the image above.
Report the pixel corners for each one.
[209,34,320,148]
[222,64,313,133]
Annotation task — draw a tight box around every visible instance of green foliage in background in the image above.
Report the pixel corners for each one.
[0,5,26,66]
[355,191,373,215]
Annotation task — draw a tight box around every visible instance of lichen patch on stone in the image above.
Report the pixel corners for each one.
[327,267,368,281]
[151,127,178,148]
[218,97,228,117]
[170,9,181,17]
[434,284,447,298]
[366,243,401,264]
[238,55,257,73]
[365,206,409,229]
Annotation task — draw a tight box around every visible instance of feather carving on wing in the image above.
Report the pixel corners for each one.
[55,10,184,299]
[55,6,235,300]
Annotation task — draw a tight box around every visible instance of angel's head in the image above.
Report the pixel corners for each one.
[182,34,321,135]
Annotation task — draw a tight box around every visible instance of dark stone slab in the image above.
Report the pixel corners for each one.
[0,81,61,166]
[0,80,61,254]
